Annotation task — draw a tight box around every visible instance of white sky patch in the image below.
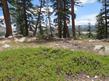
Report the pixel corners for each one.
[75,13,98,25]
[41,7,53,13]
[0,16,4,19]
[80,0,97,4]
[75,7,78,12]
[68,7,78,12]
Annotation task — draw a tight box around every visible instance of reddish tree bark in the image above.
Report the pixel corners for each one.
[57,0,62,38]
[63,0,67,38]
[1,0,12,37]
[71,0,76,39]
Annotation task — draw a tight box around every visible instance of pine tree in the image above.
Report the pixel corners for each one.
[98,0,109,38]
[51,0,71,38]
[96,13,106,39]
[10,0,33,36]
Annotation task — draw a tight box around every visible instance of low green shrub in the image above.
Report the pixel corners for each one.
[0,47,109,81]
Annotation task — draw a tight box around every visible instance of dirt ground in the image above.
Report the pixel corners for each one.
[0,37,109,55]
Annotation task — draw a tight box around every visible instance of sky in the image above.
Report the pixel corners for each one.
[75,0,102,25]
[0,0,102,25]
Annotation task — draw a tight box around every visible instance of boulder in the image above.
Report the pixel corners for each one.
[2,44,10,48]
[8,36,13,39]
[94,45,109,55]
[94,45,105,54]
[104,46,109,54]
[0,36,5,40]
[14,37,26,43]
[26,37,36,42]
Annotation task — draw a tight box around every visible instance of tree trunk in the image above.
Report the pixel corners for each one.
[57,0,62,38]
[71,0,76,39]
[63,0,66,38]
[104,0,108,38]
[63,0,70,38]
[1,0,12,37]
[66,25,70,37]
[23,0,28,36]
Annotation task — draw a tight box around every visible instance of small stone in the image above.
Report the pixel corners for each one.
[91,79,94,81]
[56,44,59,46]
[86,75,90,78]
[89,39,95,42]
[94,75,98,79]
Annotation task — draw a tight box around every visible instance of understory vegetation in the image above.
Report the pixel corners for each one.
[0,47,109,81]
